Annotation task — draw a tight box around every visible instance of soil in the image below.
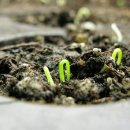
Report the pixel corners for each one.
[0,0,130,105]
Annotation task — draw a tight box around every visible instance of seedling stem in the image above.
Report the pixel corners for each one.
[59,59,71,83]
[43,66,55,86]
[75,7,91,25]
[112,48,122,66]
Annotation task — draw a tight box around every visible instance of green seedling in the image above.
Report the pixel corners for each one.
[112,48,123,66]
[59,59,71,83]
[75,7,91,25]
[43,66,55,86]
[111,23,123,43]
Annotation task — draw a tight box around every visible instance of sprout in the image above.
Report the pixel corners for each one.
[111,23,123,43]
[43,66,55,86]
[75,7,91,25]
[56,0,67,6]
[112,48,123,66]
[59,59,71,83]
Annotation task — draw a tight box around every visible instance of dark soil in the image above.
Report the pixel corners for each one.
[1,1,130,105]
[0,19,130,105]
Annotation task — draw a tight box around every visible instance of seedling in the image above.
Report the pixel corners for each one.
[111,23,123,43]
[43,66,55,86]
[112,48,122,66]
[75,7,91,25]
[59,59,71,83]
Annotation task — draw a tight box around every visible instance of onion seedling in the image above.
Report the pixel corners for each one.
[75,7,91,25]
[112,48,123,66]
[59,59,71,83]
[43,66,55,86]
[111,23,123,43]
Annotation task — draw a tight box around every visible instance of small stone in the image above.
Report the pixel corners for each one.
[122,78,130,89]
[107,77,112,86]
[81,22,96,32]
[66,23,77,32]
[62,97,75,105]
[93,48,101,55]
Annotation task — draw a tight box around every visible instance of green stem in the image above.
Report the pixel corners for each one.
[75,7,91,25]
[43,66,55,86]
[59,59,71,83]
[112,48,123,66]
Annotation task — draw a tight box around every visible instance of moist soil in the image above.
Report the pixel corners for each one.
[0,24,130,105]
[1,2,130,105]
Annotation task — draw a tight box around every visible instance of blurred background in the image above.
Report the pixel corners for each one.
[0,0,130,7]
[0,0,130,45]
[0,0,130,23]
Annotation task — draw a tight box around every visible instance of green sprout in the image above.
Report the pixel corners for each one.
[112,48,123,66]
[59,59,71,83]
[43,66,55,86]
[75,7,91,25]
[111,23,123,43]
